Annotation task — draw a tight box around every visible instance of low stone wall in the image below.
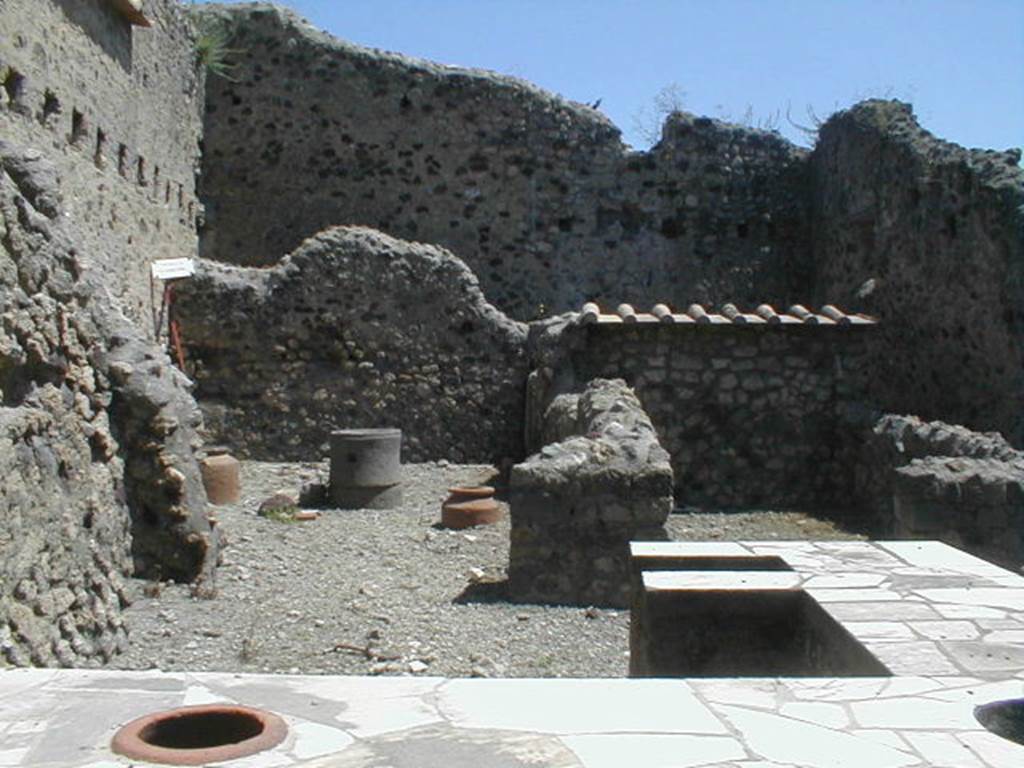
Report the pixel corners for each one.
[1,142,219,668]
[508,378,673,608]
[174,226,529,464]
[854,413,1024,568]
[528,311,874,510]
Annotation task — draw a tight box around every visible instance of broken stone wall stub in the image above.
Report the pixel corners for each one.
[509,379,673,608]
[853,412,1024,568]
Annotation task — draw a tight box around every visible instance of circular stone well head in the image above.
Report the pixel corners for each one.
[111,704,287,766]
[975,698,1024,746]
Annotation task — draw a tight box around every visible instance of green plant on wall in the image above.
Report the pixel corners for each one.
[190,12,241,81]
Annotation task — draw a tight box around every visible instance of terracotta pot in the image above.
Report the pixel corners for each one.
[441,486,502,529]
[111,704,287,766]
[200,453,240,505]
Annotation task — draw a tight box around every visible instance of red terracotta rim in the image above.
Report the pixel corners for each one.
[111,704,288,766]
[441,499,504,529]
[447,485,495,497]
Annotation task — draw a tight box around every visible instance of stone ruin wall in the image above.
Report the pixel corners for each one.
[0,0,220,669]
[195,5,1024,458]
[530,317,874,511]
[197,2,812,321]
[174,226,530,464]
[0,0,204,328]
[812,100,1024,444]
[1,143,220,668]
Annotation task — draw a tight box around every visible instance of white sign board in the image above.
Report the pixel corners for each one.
[151,258,196,280]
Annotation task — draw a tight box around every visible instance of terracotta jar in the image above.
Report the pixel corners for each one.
[200,452,240,505]
[441,486,502,529]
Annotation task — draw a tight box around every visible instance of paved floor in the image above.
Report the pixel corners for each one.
[2,540,1023,767]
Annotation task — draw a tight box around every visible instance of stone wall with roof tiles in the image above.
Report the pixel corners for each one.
[530,317,876,510]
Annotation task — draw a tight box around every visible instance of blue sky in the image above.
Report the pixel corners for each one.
[194,0,1024,152]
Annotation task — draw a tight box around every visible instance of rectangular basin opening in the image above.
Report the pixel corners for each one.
[631,584,891,678]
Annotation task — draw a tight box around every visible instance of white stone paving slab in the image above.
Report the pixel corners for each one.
[865,641,963,676]
[851,697,982,730]
[713,704,920,768]
[844,622,916,640]
[561,734,746,768]
[779,702,850,729]
[803,573,888,589]
[288,721,356,760]
[631,541,753,557]
[914,589,1024,611]
[643,571,802,591]
[903,730,986,767]
[438,678,727,735]
[913,621,983,641]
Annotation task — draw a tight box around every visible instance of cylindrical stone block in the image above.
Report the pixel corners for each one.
[200,454,240,505]
[329,429,402,509]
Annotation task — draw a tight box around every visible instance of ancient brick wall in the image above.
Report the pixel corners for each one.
[196,3,811,321]
[531,313,874,510]
[811,100,1024,444]
[174,226,529,463]
[0,0,204,328]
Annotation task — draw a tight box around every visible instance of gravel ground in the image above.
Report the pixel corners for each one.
[112,461,867,679]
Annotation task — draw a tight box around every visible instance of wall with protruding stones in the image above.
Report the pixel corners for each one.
[174,226,529,463]
[1,141,220,668]
[528,316,874,510]
[811,100,1024,444]
[196,3,811,321]
[0,0,204,329]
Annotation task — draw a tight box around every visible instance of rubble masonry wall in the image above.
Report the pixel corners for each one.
[197,2,812,321]
[812,100,1024,443]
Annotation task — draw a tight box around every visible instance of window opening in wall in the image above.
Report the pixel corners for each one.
[137,156,146,186]
[118,144,128,177]
[40,89,61,126]
[2,67,26,109]
[94,128,107,168]
[71,109,88,145]
[152,165,160,197]
[177,183,184,208]
[165,181,172,204]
